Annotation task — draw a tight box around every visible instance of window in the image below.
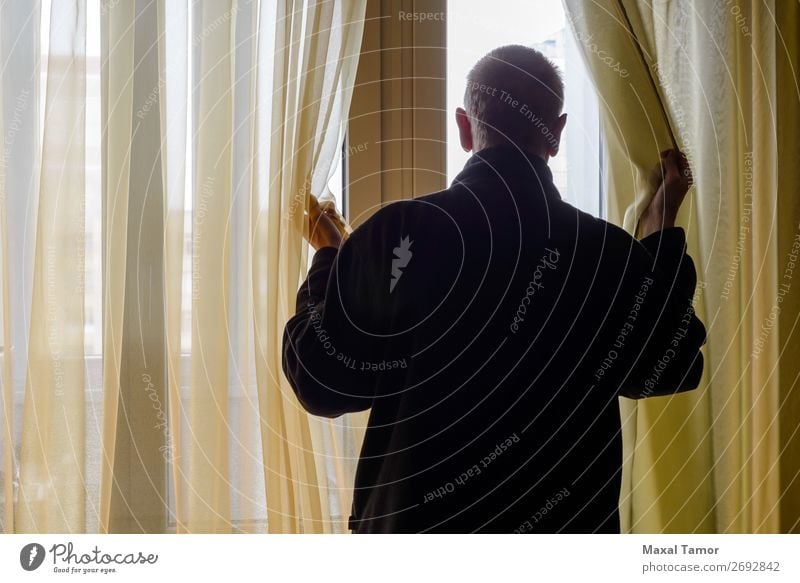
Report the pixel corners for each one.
[345,0,603,220]
[446,0,602,215]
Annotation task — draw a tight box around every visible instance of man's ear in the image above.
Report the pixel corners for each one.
[547,113,568,158]
[455,107,473,152]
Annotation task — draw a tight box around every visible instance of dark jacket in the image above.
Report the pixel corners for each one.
[283,144,705,533]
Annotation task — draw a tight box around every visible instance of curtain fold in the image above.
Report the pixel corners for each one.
[99,0,135,533]
[186,0,236,534]
[564,0,800,533]
[0,2,9,534]
[0,0,41,534]
[0,5,9,533]
[775,0,800,534]
[17,0,88,533]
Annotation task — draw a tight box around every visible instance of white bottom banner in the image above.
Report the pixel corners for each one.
[0,534,797,582]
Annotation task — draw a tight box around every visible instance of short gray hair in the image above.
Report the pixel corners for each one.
[464,45,564,150]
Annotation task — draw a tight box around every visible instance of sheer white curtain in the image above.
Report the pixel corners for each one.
[0,0,91,534]
[1,0,367,534]
[0,0,43,532]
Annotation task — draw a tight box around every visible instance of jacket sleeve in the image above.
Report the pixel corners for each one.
[282,245,375,418]
[609,227,706,399]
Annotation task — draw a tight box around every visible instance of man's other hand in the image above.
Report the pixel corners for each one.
[638,149,693,238]
[308,201,344,251]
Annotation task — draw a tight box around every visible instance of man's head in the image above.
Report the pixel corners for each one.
[456,44,566,159]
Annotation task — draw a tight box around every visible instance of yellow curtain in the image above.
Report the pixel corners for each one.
[0,0,367,534]
[254,0,368,533]
[124,0,368,534]
[563,0,800,533]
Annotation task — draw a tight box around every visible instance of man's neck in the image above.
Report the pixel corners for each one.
[475,141,549,163]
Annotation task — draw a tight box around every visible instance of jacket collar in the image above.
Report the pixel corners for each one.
[451,143,560,202]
